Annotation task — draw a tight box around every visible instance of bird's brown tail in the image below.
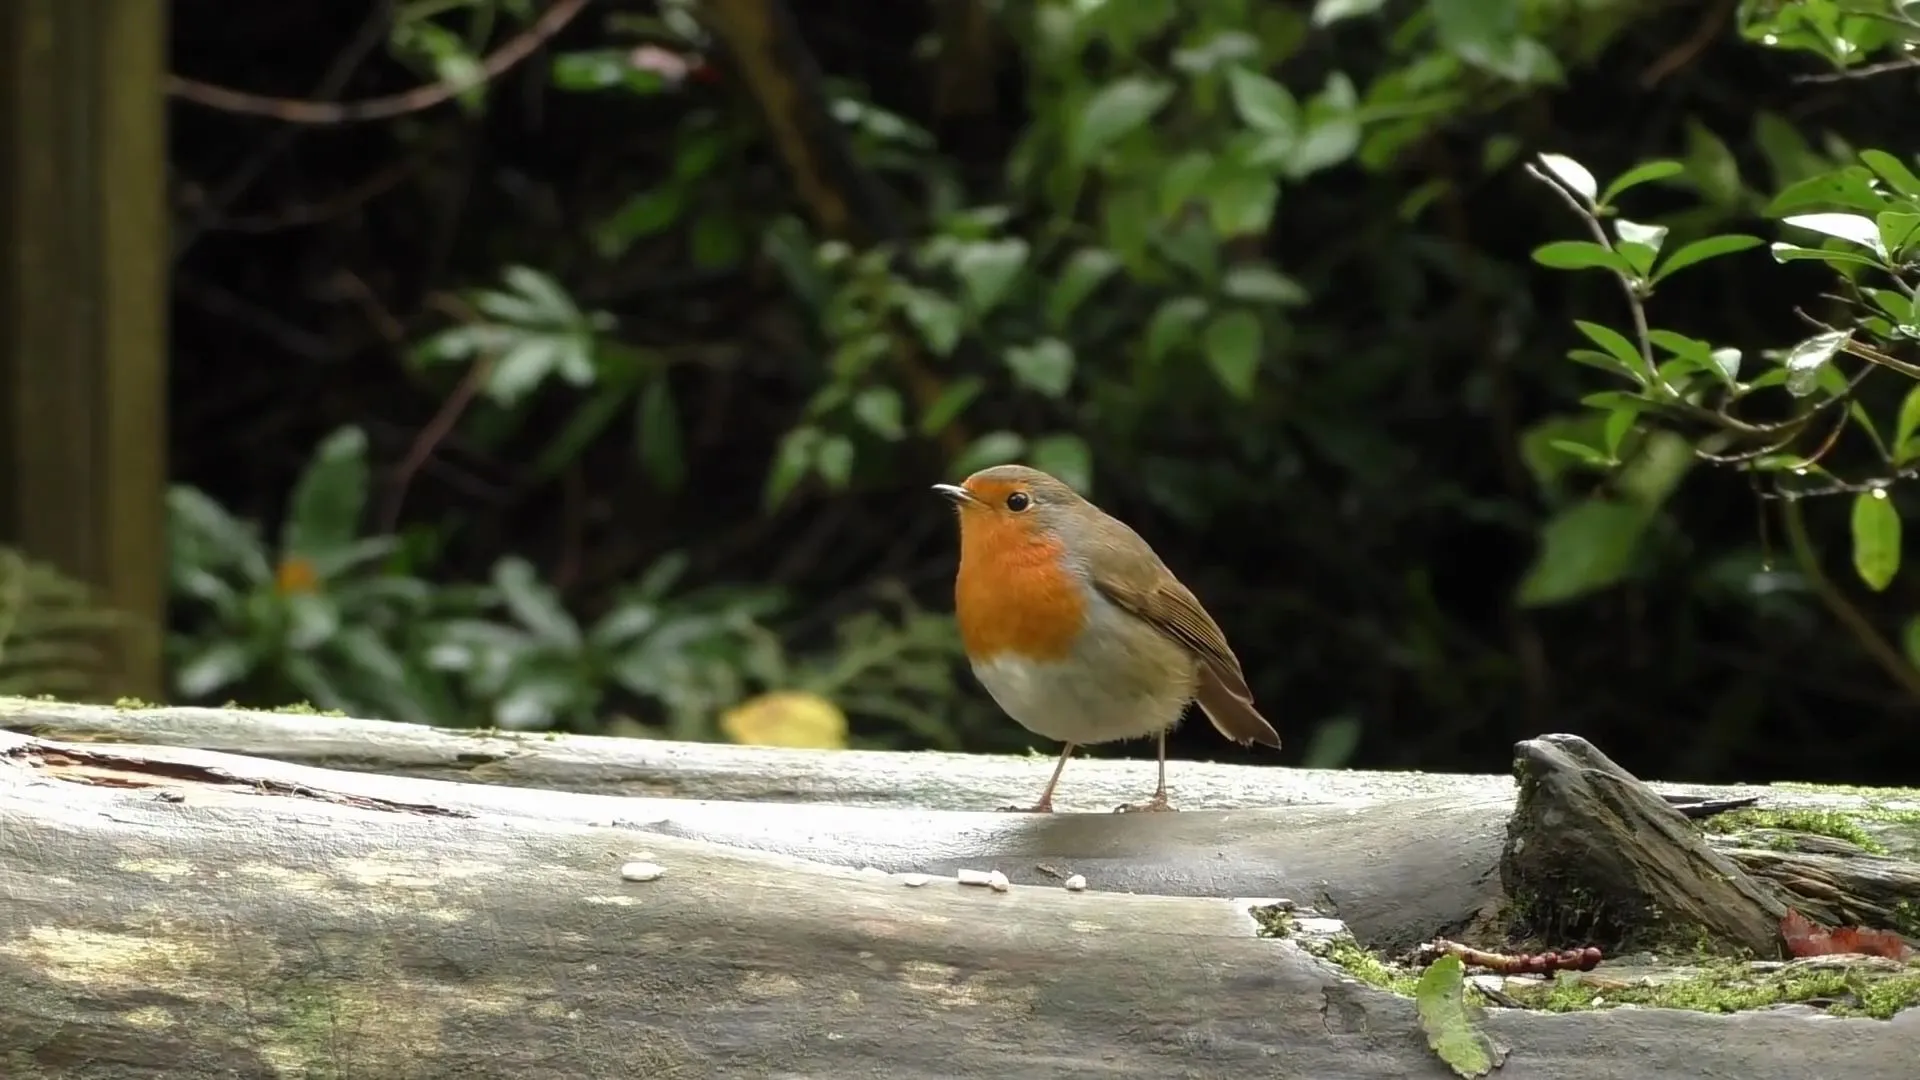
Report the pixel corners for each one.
[1194,663,1282,749]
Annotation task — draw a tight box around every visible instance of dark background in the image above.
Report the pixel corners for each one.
[161,0,1920,785]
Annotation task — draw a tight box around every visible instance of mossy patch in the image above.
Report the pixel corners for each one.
[1509,961,1920,1020]
[1702,808,1884,853]
[1309,934,1420,996]
[1249,903,1295,938]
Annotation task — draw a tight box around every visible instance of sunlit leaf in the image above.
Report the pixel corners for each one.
[282,426,371,566]
[1535,152,1597,202]
[952,238,1031,316]
[1046,247,1122,329]
[1860,149,1920,198]
[1004,338,1076,398]
[1030,432,1094,494]
[951,431,1027,476]
[1782,329,1850,397]
[1224,67,1299,135]
[1070,77,1174,164]
[720,691,848,749]
[1783,212,1885,255]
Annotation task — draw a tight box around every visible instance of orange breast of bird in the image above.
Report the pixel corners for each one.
[952,514,1088,665]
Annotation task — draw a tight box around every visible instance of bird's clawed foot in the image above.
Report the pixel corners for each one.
[1113,791,1176,814]
[998,799,1055,814]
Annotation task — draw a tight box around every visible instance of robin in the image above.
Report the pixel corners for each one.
[933,464,1281,813]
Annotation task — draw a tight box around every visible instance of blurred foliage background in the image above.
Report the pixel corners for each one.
[45,0,1910,783]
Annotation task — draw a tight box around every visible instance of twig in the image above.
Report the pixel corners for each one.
[168,0,591,125]
[1522,161,1664,392]
[1639,0,1736,88]
[1794,56,1920,84]
[378,293,495,534]
[1778,498,1920,700]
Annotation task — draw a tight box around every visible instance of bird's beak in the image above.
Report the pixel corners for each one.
[931,483,978,507]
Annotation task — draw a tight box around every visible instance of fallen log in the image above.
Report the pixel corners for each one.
[2,703,1919,1079]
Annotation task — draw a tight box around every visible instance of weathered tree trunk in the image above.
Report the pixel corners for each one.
[3,702,1918,1078]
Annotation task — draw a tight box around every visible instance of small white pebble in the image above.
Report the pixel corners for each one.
[1063,874,1087,892]
[901,873,929,887]
[619,861,664,882]
[987,870,1010,892]
[858,865,887,877]
[956,868,994,886]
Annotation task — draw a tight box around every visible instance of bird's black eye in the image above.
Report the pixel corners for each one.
[1005,491,1031,512]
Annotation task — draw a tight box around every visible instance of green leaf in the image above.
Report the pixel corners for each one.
[1651,234,1763,282]
[852,385,906,441]
[283,426,371,565]
[1535,152,1596,202]
[917,376,984,436]
[1861,149,1920,199]
[1768,242,1885,271]
[1877,211,1920,260]
[1071,77,1174,164]
[1221,264,1308,305]
[174,640,257,699]
[1851,490,1902,592]
[1029,432,1093,494]
[1573,320,1643,371]
[168,485,273,584]
[1783,212,1885,255]
[1004,338,1076,398]
[1046,248,1122,329]
[1566,348,1641,383]
[1414,954,1505,1078]
[596,186,685,257]
[1312,0,1387,24]
[1613,218,1668,275]
[1903,615,1920,672]
[1603,406,1639,456]
[1203,309,1263,398]
[1766,168,1891,217]
[1598,160,1684,206]
[814,433,855,489]
[952,238,1030,316]
[1517,498,1650,607]
[636,377,687,489]
[900,289,964,356]
[951,431,1026,477]
[492,557,582,648]
[1224,67,1299,135]
[1145,297,1207,365]
[1206,167,1280,237]
[689,213,745,270]
[764,426,820,509]
[1894,385,1920,463]
[1433,0,1554,83]
[1531,241,1632,274]
[1782,329,1850,397]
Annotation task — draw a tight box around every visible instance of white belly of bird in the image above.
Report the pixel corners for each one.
[968,593,1198,746]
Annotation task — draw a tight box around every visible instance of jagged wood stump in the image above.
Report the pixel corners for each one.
[3,702,1919,1078]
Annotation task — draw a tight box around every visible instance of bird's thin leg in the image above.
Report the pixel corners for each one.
[1115,730,1176,813]
[1000,743,1075,813]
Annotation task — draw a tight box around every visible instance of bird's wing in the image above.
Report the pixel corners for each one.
[1081,525,1252,698]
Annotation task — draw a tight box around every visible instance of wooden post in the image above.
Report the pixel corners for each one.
[0,0,168,700]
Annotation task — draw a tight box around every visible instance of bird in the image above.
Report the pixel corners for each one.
[932,464,1281,813]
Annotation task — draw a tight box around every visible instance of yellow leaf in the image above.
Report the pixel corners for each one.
[719,691,848,750]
